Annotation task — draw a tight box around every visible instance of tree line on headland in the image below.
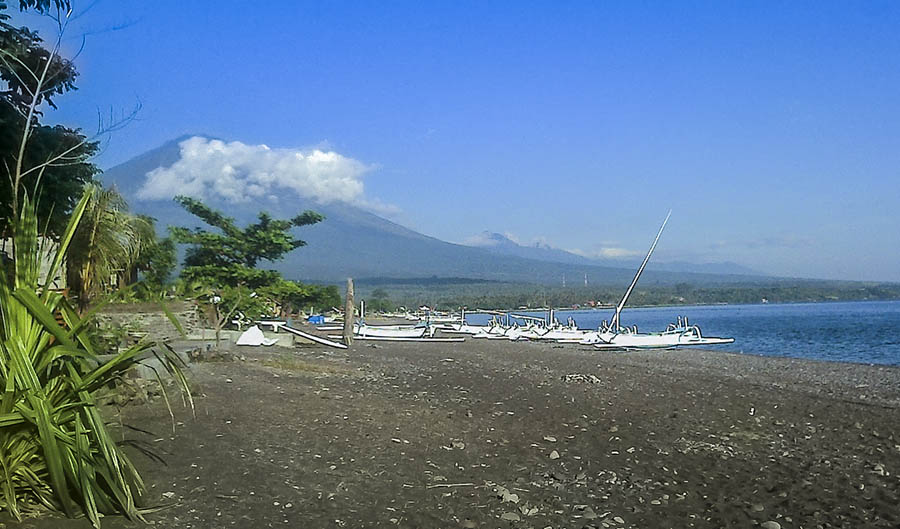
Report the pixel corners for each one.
[352,278,900,312]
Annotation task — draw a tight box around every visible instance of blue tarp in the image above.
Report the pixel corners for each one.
[307,315,325,324]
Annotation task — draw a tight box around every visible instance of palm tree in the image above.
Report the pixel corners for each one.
[65,184,153,310]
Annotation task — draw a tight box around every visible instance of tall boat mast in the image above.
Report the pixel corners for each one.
[610,210,672,331]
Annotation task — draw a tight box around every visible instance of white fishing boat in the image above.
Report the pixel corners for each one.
[591,321,734,350]
[354,322,431,338]
[443,321,494,334]
[472,322,516,339]
[591,211,735,351]
[527,310,590,341]
[541,326,590,341]
[355,300,434,338]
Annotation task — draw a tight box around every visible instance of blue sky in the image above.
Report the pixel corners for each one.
[11,1,900,281]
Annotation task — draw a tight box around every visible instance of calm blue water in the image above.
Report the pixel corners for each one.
[466,300,900,366]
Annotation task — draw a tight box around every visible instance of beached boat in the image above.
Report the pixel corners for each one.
[591,211,734,350]
[442,322,493,334]
[354,322,432,338]
[591,320,734,349]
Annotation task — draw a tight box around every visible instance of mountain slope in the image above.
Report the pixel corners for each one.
[101,136,768,286]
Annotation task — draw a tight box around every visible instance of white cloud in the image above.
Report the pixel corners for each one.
[502,231,522,245]
[568,247,642,259]
[461,232,500,247]
[137,137,381,209]
[460,230,548,248]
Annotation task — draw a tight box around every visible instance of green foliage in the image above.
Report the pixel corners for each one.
[0,193,190,526]
[65,185,155,310]
[170,195,323,288]
[260,280,341,317]
[366,287,395,312]
[0,2,77,111]
[171,197,324,343]
[17,1,71,13]
[0,2,99,238]
[133,215,176,292]
[310,284,341,310]
[1,5,190,525]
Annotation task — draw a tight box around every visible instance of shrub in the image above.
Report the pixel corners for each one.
[0,193,190,527]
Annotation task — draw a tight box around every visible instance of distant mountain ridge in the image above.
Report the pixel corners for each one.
[466,231,764,276]
[465,231,596,266]
[101,135,770,286]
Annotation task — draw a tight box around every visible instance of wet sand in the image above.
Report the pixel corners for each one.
[7,337,900,528]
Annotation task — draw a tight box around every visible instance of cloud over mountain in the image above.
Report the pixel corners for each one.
[568,246,643,259]
[136,136,374,206]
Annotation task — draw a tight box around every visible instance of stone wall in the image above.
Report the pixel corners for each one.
[94,301,200,341]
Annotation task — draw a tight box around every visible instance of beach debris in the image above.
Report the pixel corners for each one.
[544,435,557,442]
[235,325,278,346]
[489,482,521,504]
[425,482,475,489]
[562,373,601,384]
[549,450,560,460]
[441,439,466,450]
[581,506,599,520]
[500,512,520,521]
[760,521,781,529]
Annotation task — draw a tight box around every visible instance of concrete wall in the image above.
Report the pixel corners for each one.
[94,301,200,341]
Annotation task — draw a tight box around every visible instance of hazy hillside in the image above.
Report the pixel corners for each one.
[465,231,764,276]
[101,136,773,286]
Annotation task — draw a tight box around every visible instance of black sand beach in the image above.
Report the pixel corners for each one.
[6,338,900,528]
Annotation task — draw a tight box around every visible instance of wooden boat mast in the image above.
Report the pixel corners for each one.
[610,210,671,331]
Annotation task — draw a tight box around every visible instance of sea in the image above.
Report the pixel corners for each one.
[465,300,900,366]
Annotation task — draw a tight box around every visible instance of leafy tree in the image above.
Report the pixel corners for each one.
[132,215,176,293]
[17,1,71,13]
[170,195,323,288]
[170,195,323,344]
[371,287,388,299]
[367,287,394,313]
[0,1,99,238]
[65,184,154,310]
[261,280,341,318]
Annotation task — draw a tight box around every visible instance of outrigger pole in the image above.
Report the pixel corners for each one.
[610,210,672,331]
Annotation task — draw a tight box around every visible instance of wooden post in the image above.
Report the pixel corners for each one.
[342,278,354,346]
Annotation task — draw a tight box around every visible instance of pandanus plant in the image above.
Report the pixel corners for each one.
[0,189,190,526]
